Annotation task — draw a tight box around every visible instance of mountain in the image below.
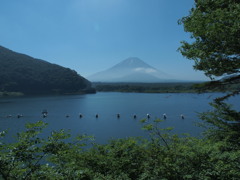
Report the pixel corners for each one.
[88,57,176,83]
[0,45,94,94]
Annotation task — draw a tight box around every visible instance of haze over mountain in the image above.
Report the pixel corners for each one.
[88,57,177,83]
[0,45,94,94]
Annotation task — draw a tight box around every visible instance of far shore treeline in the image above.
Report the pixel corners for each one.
[93,82,240,93]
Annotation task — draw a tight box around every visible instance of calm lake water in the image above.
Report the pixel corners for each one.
[0,92,239,143]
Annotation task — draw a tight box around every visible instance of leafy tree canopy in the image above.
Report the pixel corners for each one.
[178,0,240,80]
[178,0,240,145]
[1,120,240,179]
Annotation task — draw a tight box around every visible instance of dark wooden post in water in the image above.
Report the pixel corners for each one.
[163,113,167,120]
[42,109,48,118]
[147,114,150,119]
[181,114,185,119]
[117,113,120,118]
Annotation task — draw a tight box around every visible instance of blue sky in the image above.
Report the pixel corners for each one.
[0,0,208,81]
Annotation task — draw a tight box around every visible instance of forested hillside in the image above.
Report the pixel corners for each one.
[0,46,94,94]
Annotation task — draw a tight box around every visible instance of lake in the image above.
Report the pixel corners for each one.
[0,92,239,143]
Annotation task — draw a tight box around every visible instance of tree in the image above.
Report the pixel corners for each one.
[178,0,240,146]
[1,120,240,179]
[178,0,240,79]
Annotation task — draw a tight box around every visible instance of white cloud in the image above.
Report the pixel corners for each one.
[134,68,157,73]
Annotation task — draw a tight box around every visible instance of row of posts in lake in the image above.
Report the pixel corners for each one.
[42,111,185,119]
[1,112,185,119]
[3,114,23,118]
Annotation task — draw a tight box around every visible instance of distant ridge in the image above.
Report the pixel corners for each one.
[0,45,94,94]
[88,57,178,83]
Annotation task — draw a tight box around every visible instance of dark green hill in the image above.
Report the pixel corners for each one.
[0,46,95,95]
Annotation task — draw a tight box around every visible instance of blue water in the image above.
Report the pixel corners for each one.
[0,92,239,143]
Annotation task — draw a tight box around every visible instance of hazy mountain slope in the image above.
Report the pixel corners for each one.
[88,57,175,82]
[0,45,93,94]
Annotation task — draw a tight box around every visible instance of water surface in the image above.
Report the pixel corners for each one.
[1,92,239,143]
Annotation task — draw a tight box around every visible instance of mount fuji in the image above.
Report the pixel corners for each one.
[88,57,177,83]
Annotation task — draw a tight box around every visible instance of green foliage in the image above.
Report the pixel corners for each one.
[1,120,240,179]
[0,121,93,179]
[94,82,240,93]
[0,46,94,95]
[178,0,240,79]
[179,0,240,154]
[192,80,240,93]
[200,100,240,149]
[94,82,203,93]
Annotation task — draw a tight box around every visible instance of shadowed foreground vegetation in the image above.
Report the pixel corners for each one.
[0,118,240,179]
